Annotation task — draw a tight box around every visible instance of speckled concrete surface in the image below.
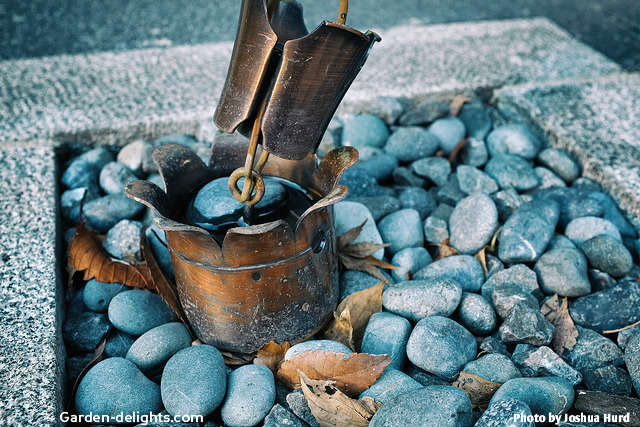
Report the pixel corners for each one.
[0,18,619,147]
[496,72,640,229]
[0,141,64,426]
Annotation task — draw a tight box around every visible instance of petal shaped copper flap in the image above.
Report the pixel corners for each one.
[262,23,379,160]
[214,0,278,134]
[153,144,213,214]
[125,180,170,218]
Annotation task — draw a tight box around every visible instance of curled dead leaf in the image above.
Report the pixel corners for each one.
[429,238,460,259]
[277,350,391,397]
[475,247,488,275]
[452,371,501,409]
[68,223,150,288]
[221,350,254,366]
[541,294,579,355]
[337,220,367,250]
[67,334,108,410]
[323,282,384,350]
[449,95,471,116]
[254,341,291,373]
[323,308,354,351]
[299,371,380,427]
[337,222,395,282]
[140,230,190,326]
[447,137,469,165]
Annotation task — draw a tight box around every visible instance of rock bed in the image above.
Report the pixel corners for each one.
[59,97,640,426]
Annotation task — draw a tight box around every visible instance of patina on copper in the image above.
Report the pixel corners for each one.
[125,143,358,353]
[214,0,380,161]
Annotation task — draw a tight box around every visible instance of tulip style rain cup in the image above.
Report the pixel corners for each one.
[125,0,380,354]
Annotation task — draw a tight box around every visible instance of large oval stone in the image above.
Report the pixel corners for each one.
[534,248,591,297]
[490,377,574,416]
[108,289,177,335]
[498,200,559,263]
[406,316,477,380]
[449,193,498,254]
[414,255,484,292]
[161,345,227,417]
[126,322,192,372]
[369,385,472,427]
[75,357,162,418]
[382,278,462,321]
[83,279,127,313]
[221,364,276,427]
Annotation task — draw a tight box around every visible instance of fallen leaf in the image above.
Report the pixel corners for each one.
[488,226,502,253]
[338,253,395,282]
[452,371,501,409]
[337,221,395,282]
[254,341,291,373]
[475,247,488,275]
[323,308,354,350]
[337,220,367,250]
[449,95,471,116]
[68,223,151,288]
[447,137,469,165]
[540,294,579,355]
[340,242,390,258]
[277,350,391,397]
[323,282,384,350]
[68,334,107,411]
[221,350,254,366]
[140,230,190,326]
[299,371,380,427]
[429,238,460,259]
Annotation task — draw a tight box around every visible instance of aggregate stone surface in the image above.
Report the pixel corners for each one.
[0,142,62,426]
[0,19,619,145]
[496,72,640,229]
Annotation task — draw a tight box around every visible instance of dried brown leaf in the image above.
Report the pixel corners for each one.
[340,242,390,258]
[450,95,471,116]
[277,350,391,397]
[339,254,392,282]
[337,220,367,250]
[452,371,501,409]
[299,371,380,427]
[323,308,354,350]
[541,294,579,355]
[323,282,384,350]
[221,350,254,366]
[67,334,107,410]
[140,230,189,325]
[68,223,150,288]
[254,341,292,373]
[475,247,488,275]
[489,226,502,253]
[431,238,460,259]
[448,137,469,166]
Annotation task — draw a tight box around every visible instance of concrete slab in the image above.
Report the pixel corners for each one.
[0,141,64,426]
[0,18,619,147]
[495,72,640,229]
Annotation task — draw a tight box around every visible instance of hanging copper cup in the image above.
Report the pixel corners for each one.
[214,0,381,161]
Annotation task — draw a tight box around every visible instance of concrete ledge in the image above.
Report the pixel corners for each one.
[0,18,619,147]
[495,72,640,229]
[0,141,63,427]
